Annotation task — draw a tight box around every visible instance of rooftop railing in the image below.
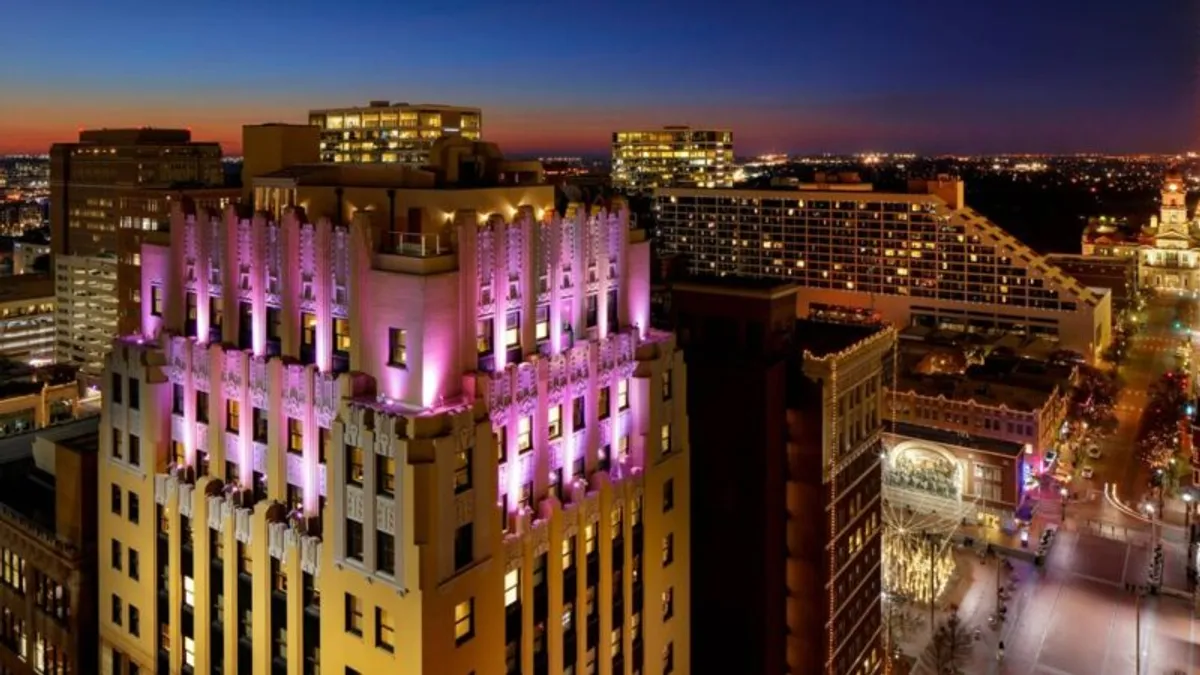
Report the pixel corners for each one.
[384,231,454,257]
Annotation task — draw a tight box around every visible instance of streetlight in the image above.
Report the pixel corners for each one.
[1144,503,1159,544]
[1060,486,1069,522]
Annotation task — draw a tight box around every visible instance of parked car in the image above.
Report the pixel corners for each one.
[1081,465,1095,479]
[1086,447,1102,460]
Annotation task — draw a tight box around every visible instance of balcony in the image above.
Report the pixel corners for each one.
[377,232,456,275]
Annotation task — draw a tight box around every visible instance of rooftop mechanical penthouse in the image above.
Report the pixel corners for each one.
[99,182,690,675]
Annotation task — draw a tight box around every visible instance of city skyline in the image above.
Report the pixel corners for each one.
[2,0,1196,156]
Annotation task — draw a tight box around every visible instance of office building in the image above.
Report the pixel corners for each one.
[0,415,102,675]
[49,129,238,381]
[671,279,890,675]
[13,238,51,275]
[308,101,483,166]
[98,132,689,675]
[611,127,734,193]
[0,273,55,364]
[1082,169,1200,292]
[656,175,1113,360]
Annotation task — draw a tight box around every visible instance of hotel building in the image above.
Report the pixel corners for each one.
[1081,169,1196,293]
[49,130,238,381]
[611,127,734,193]
[98,134,689,675]
[0,415,102,675]
[670,279,890,675]
[308,101,483,166]
[656,175,1113,360]
[0,273,55,364]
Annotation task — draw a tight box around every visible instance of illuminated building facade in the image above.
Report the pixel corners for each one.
[309,101,483,166]
[0,273,55,364]
[1081,169,1199,292]
[0,416,101,675]
[99,139,689,675]
[611,127,734,193]
[670,278,889,675]
[656,177,1113,360]
[49,129,237,381]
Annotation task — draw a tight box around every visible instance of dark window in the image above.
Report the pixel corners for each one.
[111,372,122,404]
[128,434,141,467]
[195,390,209,424]
[253,407,268,443]
[172,384,184,415]
[376,530,395,575]
[454,445,472,494]
[129,492,140,524]
[111,484,121,515]
[454,523,474,571]
[345,520,364,561]
[111,595,122,625]
[388,328,407,367]
[128,378,140,410]
[573,396,585,429]
[129,548,140,579]
[344,594,363,635]
[151,286,164,316]
[663,479,674,513]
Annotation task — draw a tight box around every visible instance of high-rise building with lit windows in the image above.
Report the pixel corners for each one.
[309,101,483,166]
[611,127,734,193]
[49,129,238,381]
[98,132,689,675]
[656,175,1113,360]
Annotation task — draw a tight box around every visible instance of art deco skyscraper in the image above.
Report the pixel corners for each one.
[98,136,690,675]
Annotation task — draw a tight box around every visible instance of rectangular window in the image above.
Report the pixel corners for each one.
[562,535,575,570]
[344,593,363,635]
[237,542,252,576]
[111,372,122,404]
[301,312,318,350]
[345,520,364,561]
[376,454,395,496]
[548,405,562,439]
[172,384,184,415]
[388,328,407,367]
[517,416,532,453]
[454,599,475,645]
[598,386,610,420]
[375,607,395,652]
[454,523,474,571]
[346,445,364,485]
[184,637,196,668]
[128,377,140,410]
[253,407,268,443]
[151,286,163,316]
[129,493,139,523]
[535,305,549,342]
[333,317,351,354]
[288,418,303,455]
[129,548,140,580]
[319,427,330,464]
[111,595,122,625]
[662,533,673,567]
[129,604,140,636]
[195,390,209,424]
[617,379,629,410]
[573,396,585,430]
[171,441,185,467]
[128,434,141,467]
[661,424,672,456]
[210,295,223,331]
[271,558,287,593]
[663,479,674,513]
[477,318,494,355]
[495,428,507,464]
[585,524,597,555]
[662,368,672,400]
[454,445,472,494]
[111,484,121,515]
[226,399,240,433]
[504,569,520,607]
[111,539,121,571]
[376,530,395,575]
[663,641,675,674]
[662,587,674,621]
[505,311,520,348]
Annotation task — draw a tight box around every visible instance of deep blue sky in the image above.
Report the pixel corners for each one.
[1,0,1196,154]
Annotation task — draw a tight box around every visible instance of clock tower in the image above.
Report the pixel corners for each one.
[1159,168,1190,240]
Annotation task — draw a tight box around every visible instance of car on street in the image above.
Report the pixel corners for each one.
[1086,447,1102,460]
[1081,465,1095,479]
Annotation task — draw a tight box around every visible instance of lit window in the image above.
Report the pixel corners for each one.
[662,587,674,621]
[288,418,303,455]
[661,424,672,455]
[562,535,575,570]
[377,454,395,496]
[184,576,194,607]
[504,570,520,607]
[598,386,611,420]
[388,328,407,367]
[454,599,475,645]
[333,318,351,355]
[151,286,164,316]
[585,524,596,555]
[662,368,672,400]
[517,417,532,453]
[375,607,395,652]
[617,379,629,410]
[495,428,507,464]
[535,306,549,341]
[345,593,363,635]
[346,445,364,485]
[184,637,196,668]
[504,311,520,348]
[226,399,240,434]
[548,405,562,439]
[454,445,472,494]
[663,533,674,566]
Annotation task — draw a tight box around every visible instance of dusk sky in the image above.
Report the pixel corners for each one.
[1,0,1196,156]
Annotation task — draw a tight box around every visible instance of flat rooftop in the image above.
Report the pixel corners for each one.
[794,319,886,358]
[0,419,98,538]
[890,421,1027,458]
